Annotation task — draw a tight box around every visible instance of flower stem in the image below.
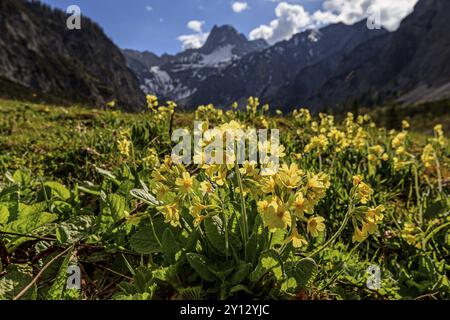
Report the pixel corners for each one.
[235,162,248,260]
[307,201,353,258]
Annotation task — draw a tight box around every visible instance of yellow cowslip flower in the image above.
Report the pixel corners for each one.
[175,172,194,194]
[153,183,169,199]
[260,197,291,232]
[143,148,160,168]
[277,163,303,189]
[257,199,269,215]
[306,173,330,201]
[212,166,228,186]
[304,134,329,153]
[247,96,260,114]
[261,176,276,194]
[421,144,436,169]
[393,157,410,171]
[286,227,308,248]
[158,204,180,227]
[352,227,368,243]
[362,221,378,235]
[352,176,373,204]
[365,205,385,224]
[200,181,214,195]
[402,120,410,130]
[392,132,407,149]
[146,95,159,110]
[106,100,116,108]
[118,138,131,157]
[307,216,325,237]
[239,160,258,177]
[403,234,417,245]
[189,197,211,226]
[292,192,313,218]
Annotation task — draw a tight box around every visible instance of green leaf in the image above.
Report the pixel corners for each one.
[105,194,126,221]
[229,284,253,295]
[186,253,216,282]
[204,216,226,254]
[44,182,71,201]
[46,247,74,300]
[56,216,96,244]
[12,170,31,187]
[129,227,161,254]
[161,228,182,264]
[130,188,160,206]
[229,260,252,286]
[249,249,283,282]
[285,258,318,292]
[0,205,9,226]
[0,264,37,300]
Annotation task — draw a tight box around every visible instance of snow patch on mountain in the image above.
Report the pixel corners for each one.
[200,45,236,67]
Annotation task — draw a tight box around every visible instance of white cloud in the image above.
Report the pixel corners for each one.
[145,5,153,12]
[232,2,249,13]
[249,0,419,44]
[178,20,208,50]
[249,2,312,44]
[321,0,419,31]
[177,33,209,50]
[187,20,205,33]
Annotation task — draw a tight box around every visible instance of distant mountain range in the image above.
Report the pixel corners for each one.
[123,25,268,102]
[124,0,450,111]
[0,0,143,110]
[0,0,448,112]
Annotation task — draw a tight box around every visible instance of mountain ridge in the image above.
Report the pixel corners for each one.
[0,0,144,110]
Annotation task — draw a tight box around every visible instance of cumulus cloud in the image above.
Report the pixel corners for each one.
[249,2,312,44]
[321,0,419,31]
[187,20,205,33]
[178,20,208,50]
[232,2,249,13]
[249,0,419,44]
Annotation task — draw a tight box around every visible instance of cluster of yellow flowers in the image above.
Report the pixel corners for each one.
[255,163,330,247]
[146,95,176,120]
[301,112,375,156]
[401,222,420,247]
[195,104,224,123]
[421,124,447,170]
[350,176,385,243]
[143,147,160,168]
[117,129,131,158]
[146,117,333,249]
[368,145,389,166]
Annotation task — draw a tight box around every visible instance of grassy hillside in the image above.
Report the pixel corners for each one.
[0,98,449,300]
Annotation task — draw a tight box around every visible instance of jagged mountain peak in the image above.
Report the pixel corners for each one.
[200,25,268,55]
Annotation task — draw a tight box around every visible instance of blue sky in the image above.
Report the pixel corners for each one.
[41,0,323,54]
[41,0,418,55]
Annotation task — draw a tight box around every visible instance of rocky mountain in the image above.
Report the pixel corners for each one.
[0,0,144,110]
[286,0,450,110]
[127,0,449,111]
[123,25,268,101]
[186,20,387,109]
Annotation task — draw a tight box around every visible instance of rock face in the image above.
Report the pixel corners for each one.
[291,0,450,110]
[186,20,387,110]
[126,0,450,111]
[0,0,144,110]
[123,25,269,102]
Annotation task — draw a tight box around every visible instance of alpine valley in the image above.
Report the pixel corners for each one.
[123,0,450,111]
